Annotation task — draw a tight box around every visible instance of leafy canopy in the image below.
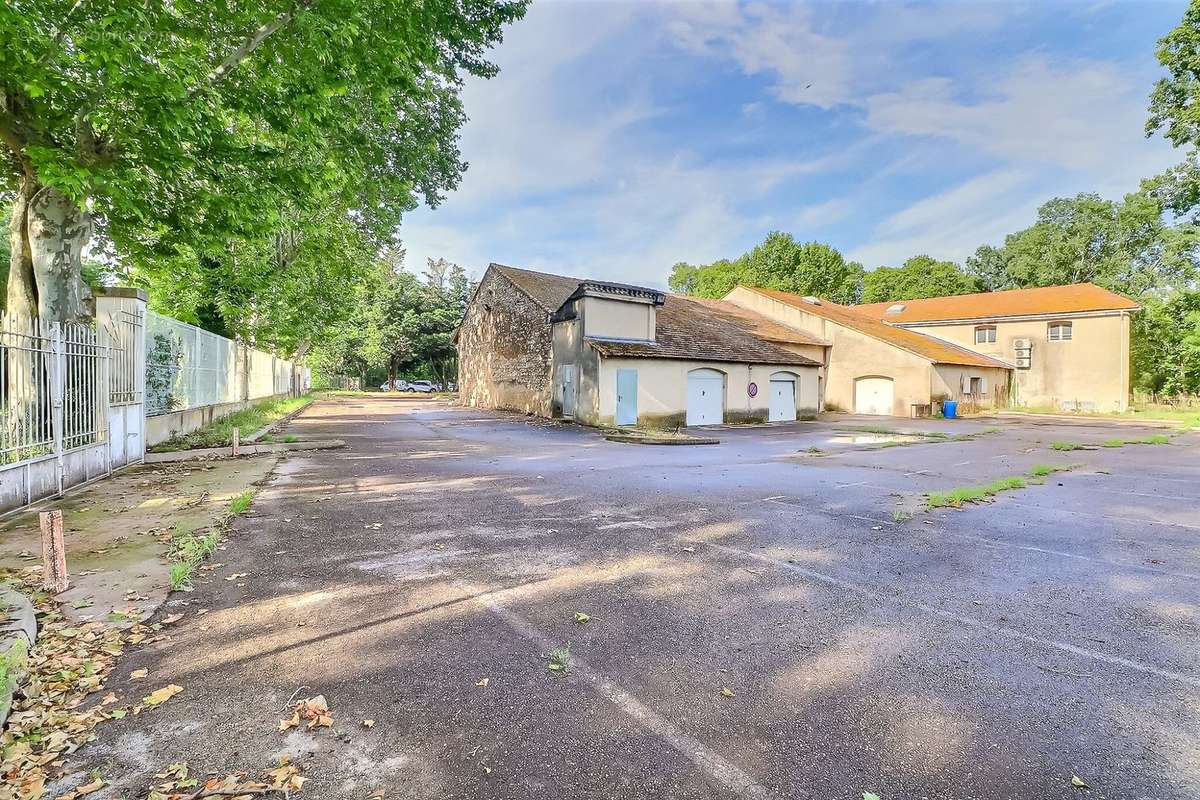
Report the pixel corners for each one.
[861,256,982,303]
[1,0,526,324]
[669,232,864,304]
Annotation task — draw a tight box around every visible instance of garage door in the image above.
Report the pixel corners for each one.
[687,369,725,426]
[769,373,796,422]
[854,376,894,416]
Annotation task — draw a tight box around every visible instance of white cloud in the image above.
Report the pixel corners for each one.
[665,1,852,108]
[849,169,1044,267]
[796,196,854,228]
[863,58,1173,173]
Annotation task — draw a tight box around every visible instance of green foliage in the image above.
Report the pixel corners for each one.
[1132,290,1200,395]
[1050,441,1083,451]
[1,0,526,341]
[308,256,471,386]
[669,232,863,303]
[1148,0,1200,149]
[862,256,982,303]
[990,193,1198,297]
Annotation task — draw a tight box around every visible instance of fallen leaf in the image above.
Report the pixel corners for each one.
[681,546,696,553]
[864,793,882,800]
[130,669,148,679]
[547,663,564,672]
[574,612,590,624]
[475,678,489,687]
[720,687,735,698]
[361,719,375,729]
[142,684,183,706]
[162,613,184,625]
[1072,775,1090,790]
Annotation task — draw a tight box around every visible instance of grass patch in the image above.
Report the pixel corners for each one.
[168,524,219,591]
[892,509,912,523]
[1102,438,1125,448]
[229,490,254,516]
[150,394,312,452]
[1050,441,1083,451]
[927,476,1027,509]
[547,645,571,674]
[926,464,1078,509]
[280,434,299,443]
[1102,434,1171,449]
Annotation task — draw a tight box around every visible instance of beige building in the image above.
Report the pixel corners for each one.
[724,286,1013,416]
[853,283,1140,413]
[458,265,827,428]
[457,264,1138,424]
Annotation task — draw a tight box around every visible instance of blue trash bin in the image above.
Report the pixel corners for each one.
[942,400,958,419]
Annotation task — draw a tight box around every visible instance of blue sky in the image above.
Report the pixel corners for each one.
[400,0,1188,288]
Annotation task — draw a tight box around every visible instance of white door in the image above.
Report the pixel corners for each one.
[768,376,796,422]
[687,369,725,426]
[616,369,638,426]
[854,376,894,416]
[559,366,576,419]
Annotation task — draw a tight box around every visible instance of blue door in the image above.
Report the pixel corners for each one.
[616,369,638,426]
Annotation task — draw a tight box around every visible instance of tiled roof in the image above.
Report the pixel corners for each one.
[586,295,822,367]
[854,282,1140,323]
[491,263,584,312]
[740,287,1012,369]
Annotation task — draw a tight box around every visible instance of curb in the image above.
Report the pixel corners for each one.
[604,434,720,446]
[0,586,37,731]
[144,439,345,463]
[246,398,316,443]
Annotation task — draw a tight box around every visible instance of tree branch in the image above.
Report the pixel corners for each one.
[194,0,317,96]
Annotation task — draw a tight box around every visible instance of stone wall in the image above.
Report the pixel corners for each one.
[457,268,554,415]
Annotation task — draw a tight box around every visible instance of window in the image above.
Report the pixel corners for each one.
[1048,321,1073,341]
[969,377,983,395]
[974,326,996,344]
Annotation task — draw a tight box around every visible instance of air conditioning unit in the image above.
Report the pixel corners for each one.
[1013,338,1032,350]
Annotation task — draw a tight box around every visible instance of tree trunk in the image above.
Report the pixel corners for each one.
[7,178,94,324]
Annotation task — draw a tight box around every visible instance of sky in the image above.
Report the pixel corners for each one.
[399,0,1189,288]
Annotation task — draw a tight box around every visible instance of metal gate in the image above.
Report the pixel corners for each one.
[100,302,146,468]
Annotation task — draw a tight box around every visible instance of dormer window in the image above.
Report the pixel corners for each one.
[1048,321,1073,341]
[974,325,996,344]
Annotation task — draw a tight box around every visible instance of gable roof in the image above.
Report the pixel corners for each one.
[738,286,1012,369]
[586,295,822,367]
[853,282,1140,324]
[490,263,583,313]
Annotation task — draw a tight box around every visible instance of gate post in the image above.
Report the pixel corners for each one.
[50,322,65,497]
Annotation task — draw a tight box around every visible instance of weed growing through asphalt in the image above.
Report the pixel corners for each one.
[1050,441,1083,451]
[280,434,299,443]
[547,645,571,673]
[229,490,254,516]
[892,509,912,523]
[168,524,219,591]
[926,463,1081,509]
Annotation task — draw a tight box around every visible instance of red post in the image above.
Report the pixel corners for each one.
[40,510,69,593]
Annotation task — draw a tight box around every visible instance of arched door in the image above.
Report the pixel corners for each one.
[686,368,725,426]
[769,371,797,422]
[854,376,894,416]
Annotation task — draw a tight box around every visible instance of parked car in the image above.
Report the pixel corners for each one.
[407,380,435,393]
[378,380,408,391]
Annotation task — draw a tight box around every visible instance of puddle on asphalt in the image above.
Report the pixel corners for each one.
[828,433,926,445]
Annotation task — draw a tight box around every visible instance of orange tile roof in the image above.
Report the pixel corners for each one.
[739,287,1013,369]
[853,282,1139,323]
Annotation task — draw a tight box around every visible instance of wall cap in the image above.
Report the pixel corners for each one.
[95,287,148,301]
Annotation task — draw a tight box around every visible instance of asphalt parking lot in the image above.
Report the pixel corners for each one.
[72,394,1199,800]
